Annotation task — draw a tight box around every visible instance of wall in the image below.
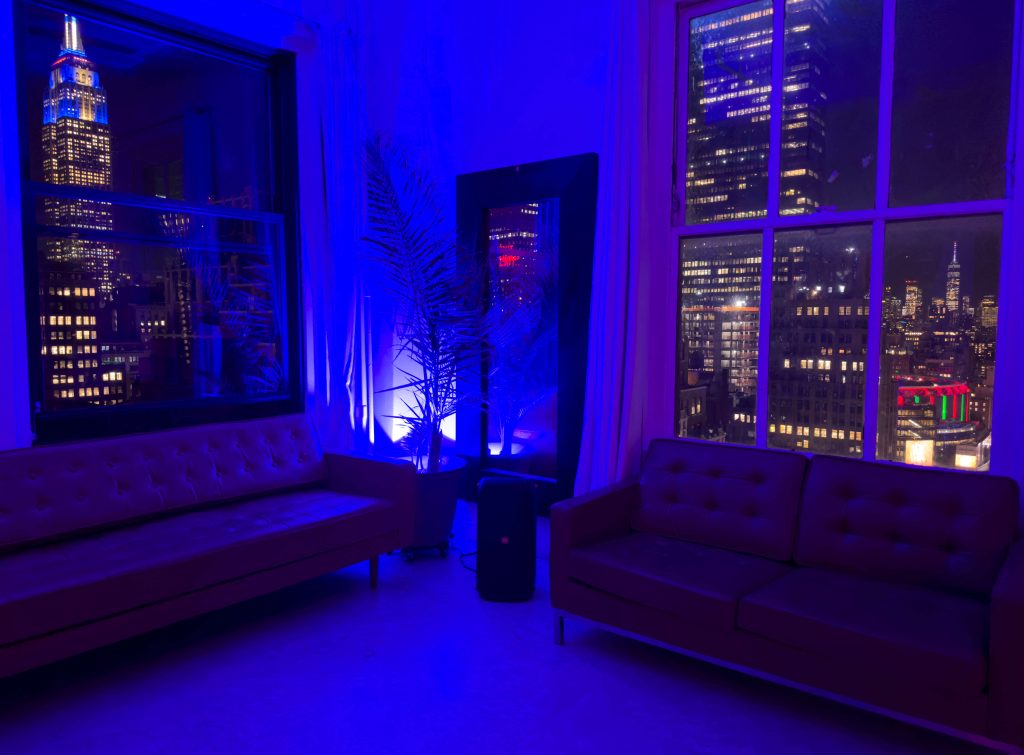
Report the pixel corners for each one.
[362,0,611,190]
[359,0,613,445]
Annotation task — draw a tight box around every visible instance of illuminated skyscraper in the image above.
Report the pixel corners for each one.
[686,0,829,223]
[768,237,869,457]
[780,0,828,215]
[903,280,922,320]
[678,236,762,443]
[39,16,117,409]
[41,15,116,294]
[945,242,961,315]
[978,294,998,329]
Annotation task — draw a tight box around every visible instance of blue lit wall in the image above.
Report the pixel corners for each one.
[362,0,612,445]
[0,0,612,451]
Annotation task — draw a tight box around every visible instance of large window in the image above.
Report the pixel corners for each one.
[673,0,1015,472]
[16,3,300,440]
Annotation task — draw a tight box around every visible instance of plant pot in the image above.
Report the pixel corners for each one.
[408,457,466,555]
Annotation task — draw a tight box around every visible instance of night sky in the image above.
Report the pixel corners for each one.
[884,216,1003,304]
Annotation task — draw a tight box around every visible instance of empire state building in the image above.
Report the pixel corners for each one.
[40,15,116,410]
[42,14,116,295]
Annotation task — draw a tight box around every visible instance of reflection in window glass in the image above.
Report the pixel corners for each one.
[677,235,761,445]
[485,201,559,480]
[781,0,882,215]
[890,0,1014,206]
[878,217,1001,470]
[684,1,773,224]
[769,226,870,456]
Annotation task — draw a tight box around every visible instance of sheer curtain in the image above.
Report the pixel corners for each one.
[574,0,654,494]
[306,18,371,453]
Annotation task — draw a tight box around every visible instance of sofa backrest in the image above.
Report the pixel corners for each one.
[635,439,808,561]
[797,455,1020,595]
[0,414,325,552]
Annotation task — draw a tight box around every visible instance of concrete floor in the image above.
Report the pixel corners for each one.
[0,503,991,754]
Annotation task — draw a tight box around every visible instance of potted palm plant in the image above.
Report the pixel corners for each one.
[364,139,477,557]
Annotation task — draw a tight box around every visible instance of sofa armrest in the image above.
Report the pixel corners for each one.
[550,480,638,607]
[988,538,1024,745]
[324,453,417,547]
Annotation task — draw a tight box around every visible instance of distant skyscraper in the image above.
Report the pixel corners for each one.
[41,15,116,294]
[40,16,119,409]
[678,236,761,443]
[945,242,961,314]
[780,0,829,215]
[768,237,869,457]
[903,280,923,320]
[686,0,829,223]
[979,294,998,329]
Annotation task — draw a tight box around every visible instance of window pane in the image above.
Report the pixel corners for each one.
[37,233,288,411]
[878,217,1001,470]
[769,226,871,456]
[780,0,882,215]
[20,5,293,428]
[677,234,761,444]
[683,1,773,224]
[890,0,1015,206]
[23,5,275,210]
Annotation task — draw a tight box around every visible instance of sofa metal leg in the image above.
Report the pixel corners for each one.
[554,614,565,646]
[369,556,379,590]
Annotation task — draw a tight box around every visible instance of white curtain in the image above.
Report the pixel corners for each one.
[307,18,370,452]
[574,0,654,494]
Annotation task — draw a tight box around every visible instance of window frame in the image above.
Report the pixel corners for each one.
[660,0,1022,474]
[13,0,304,443]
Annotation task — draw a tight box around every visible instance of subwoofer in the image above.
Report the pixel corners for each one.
[476,477,536,602]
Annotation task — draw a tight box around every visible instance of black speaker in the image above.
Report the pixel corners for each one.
[476,477,536,602]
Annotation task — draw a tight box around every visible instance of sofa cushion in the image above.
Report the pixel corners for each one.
[797,455,1019,595]
[635,439,808,561]
[738,567,989,696]
[567,532,791,629]
[0,415,326,552]
[0,488,392,646]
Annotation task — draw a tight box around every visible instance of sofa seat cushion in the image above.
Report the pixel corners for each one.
[0,489,393,646]
[737,567,989,695]
[567,532,791,629]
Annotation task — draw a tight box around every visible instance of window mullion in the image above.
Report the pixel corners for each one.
[765,0,785,221]
[755,0,786,448]
[862,0,898,462]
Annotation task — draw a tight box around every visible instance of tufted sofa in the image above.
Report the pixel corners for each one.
[551,438,1024,748]
[0,414,415,678]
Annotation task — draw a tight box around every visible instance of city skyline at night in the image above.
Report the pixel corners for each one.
[33,12,286,414]
[677,1,1000,471]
